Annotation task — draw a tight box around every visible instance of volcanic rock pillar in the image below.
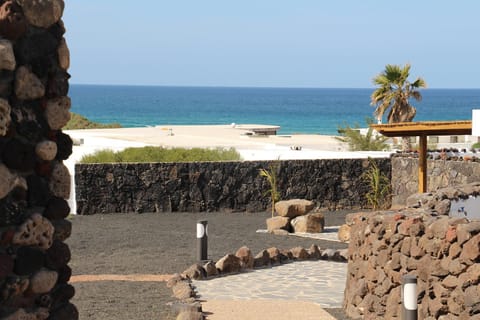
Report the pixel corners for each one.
[0,0,77,319]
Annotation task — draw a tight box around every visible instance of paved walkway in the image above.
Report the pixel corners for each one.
[193,260,346,307]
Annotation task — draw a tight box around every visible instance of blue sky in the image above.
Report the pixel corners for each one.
[63,1,480,88]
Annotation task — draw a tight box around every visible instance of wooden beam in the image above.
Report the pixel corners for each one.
[418,135,427,193]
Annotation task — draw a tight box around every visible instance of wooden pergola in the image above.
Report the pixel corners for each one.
[371,121,473,193]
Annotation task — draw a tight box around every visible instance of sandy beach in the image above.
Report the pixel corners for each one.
[64,124,392,162]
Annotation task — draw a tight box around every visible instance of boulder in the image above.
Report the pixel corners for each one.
[172,281,194,300]
[48,303,78,320]
[0,39,15,70]
[36,140,58,161]
[182,264,206,280]
[235,246,254,269]
[266,247,285,264]
[271,229,289,236]
[253,250,270,268]
[0,163,23,200]
[308,244,321,260]
[290,246,309,260]
[49,162,71,199]
[338,224,351,242]
[215,254,241,274]
[45,96,71,130]
[290,212,325,233]
[166,273,184,288]
[203,261,218,277]
[13,213,54,250]
[275,199,315,218]
[15,66,45,100]
[57,37,70,70]
[266,216,290,232]
[17,0,64,28]
[29,269,58,294]
[1,308,49,320]
[0,0,28,40]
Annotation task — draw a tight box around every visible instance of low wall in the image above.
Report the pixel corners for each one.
[392,156,480,207]
[343,184,480,319]
[75,159,391,214]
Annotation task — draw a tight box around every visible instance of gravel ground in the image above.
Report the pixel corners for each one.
[66,211,353,320]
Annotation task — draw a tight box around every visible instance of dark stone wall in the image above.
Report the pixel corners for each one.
[392,157,480,207]
[75,158,391,214]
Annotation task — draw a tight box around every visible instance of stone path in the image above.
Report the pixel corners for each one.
[192,260,347,308]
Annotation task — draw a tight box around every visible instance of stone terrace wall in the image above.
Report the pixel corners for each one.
[392,156,480,207]
[75,158,391,214]
[0,0,77,319]
[344,187,480,319]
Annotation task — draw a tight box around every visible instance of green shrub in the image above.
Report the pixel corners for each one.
[80,146,242,163]
[472,142,480,149]
[362,158,391,210]
[336,117,390,151]
[64,112,122,130]
[259,162,281,217]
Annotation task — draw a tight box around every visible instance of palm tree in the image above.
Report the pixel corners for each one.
[371,64,427,150]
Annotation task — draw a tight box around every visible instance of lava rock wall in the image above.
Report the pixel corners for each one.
[75,159,391,214]
[343,195,480,319]
[392,157,480,207]
[0,0,77,319]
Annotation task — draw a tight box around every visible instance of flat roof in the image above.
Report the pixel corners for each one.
[371,120,472,137]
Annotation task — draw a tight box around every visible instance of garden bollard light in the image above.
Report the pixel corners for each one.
[402,275,418,320]
[197,220,208,261]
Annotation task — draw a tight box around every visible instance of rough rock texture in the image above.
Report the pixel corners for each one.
[12,213,54,250]
[76,159,390,214]
[0,39,16,70]
[344,186,480,319]
[49,161,70,199]
[392,157,480,207]
[0,3,76,318]
[14,65,45,100]
[17,0,64,28]
[266,216,290,232]
[57,38,69,70]
[235,246,254,269]
[215,254,241,274]
[290,212,325,233]
[275,199,315,218]
[337,224,351,242]
[0,98,11,136]
[182,264,206,280]
[0,0,28,40]
[44,96,71,130]
[35,140,57,161]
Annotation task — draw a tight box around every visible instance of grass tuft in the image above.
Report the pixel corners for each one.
[80,146,242,163]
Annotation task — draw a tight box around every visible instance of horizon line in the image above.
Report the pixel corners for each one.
[69,83,480,90]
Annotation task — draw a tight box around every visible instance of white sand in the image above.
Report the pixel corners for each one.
[64,125,392,213]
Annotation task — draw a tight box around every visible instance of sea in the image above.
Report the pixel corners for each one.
[69,85,480,136]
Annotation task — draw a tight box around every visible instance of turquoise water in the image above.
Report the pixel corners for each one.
[69,85,480,135]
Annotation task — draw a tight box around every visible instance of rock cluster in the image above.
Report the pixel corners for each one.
[0,1,76,319]
[170,244,348,319]
[75,159,391,214]
[343,188,480,319]
[266,199,325,234]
